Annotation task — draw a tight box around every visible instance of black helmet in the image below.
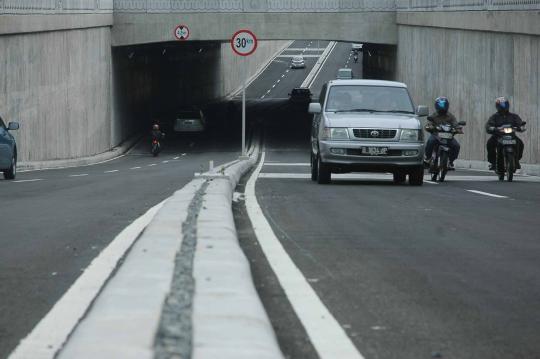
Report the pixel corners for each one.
[434,97,449,114]
[495,97,510,112]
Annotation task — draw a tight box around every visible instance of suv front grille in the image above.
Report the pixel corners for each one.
[353,129,397,139]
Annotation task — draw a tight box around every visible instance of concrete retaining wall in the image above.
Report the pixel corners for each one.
[0,27,113,163]
[396,25,540,167]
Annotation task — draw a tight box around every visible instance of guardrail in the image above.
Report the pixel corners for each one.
[395,0,540,11]
[113,0,397,12]
[0,0,113,14]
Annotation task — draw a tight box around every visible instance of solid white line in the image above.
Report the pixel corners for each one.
[8,200,166,359]
[264,163,310,166]
[69,174,88,177]
[245,152,364,359]
[104,170,119,173]
[130,167,141,170]
[276,54,321,58]
[303,41,338,88]
[466,190,508,198]
[282,48,326,51]
[13,179,44,183]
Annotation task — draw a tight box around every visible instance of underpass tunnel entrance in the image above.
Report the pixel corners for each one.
[112,41,222,146]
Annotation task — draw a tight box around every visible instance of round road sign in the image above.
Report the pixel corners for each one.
[231,29,258,56]
[174,24,190,41]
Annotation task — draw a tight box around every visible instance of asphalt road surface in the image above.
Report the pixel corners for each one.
[235,41,540,359]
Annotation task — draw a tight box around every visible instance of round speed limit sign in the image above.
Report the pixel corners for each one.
[231,29,258,56]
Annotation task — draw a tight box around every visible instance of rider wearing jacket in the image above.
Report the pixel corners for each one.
[151,123,164,141]
[486,97,524,170]
[424,97,461,170]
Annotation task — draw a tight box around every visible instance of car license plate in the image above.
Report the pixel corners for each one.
[438,132,453,139]
[502,139,516,145]
[362,147,388,155]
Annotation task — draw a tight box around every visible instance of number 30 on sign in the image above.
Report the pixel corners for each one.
[231,29,258,56]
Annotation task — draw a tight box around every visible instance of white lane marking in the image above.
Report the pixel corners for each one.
[181,153,187,156]
[272,84,276,88]
[466,190,508,198]
[266,90,271,93]
[245,152,364,359]
[173,157,180,160]
[13,179,44,183]
[281,74,285,78]
[264,162,310,166]
[303,41,338,88]
[104,170,119,173]
[424,180,439,185]
[130,167,141,170]
[276,79,281,83]
[276,54,321,58]
[162,161,169,164]
[69,174,88,177]
[260,95,266,99]
[8,200,166,359]
[286,69,290,73]
[148,164,157,167]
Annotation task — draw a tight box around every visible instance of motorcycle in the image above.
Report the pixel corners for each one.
[151,138,161,157]
[428,121,466,182]
[494,122,526,182]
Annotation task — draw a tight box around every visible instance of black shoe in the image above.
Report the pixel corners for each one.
[516,161,521,170]
[489,163,496,171]
[448,162,455,171]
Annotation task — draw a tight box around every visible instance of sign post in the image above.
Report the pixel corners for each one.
[231,29,258,158]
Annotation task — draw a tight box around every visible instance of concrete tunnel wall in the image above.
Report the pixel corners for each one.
[0,27,113,163]
[0,22,287,164]
[397,25,540,167]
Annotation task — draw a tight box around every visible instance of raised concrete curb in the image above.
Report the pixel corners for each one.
[56,136,283,358]
[18,135,141,172]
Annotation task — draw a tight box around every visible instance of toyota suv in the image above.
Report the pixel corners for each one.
[309,79,428,185]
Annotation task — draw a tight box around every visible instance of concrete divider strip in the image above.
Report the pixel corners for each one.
[301,41,337,89]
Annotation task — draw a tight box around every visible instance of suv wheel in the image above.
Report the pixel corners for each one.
[310,153,318,181]
[409,167,424,186]
[4,155,16,180]
[317,156,331,184]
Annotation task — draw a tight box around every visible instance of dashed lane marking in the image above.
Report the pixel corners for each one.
[466,190,508,198]
[264,162,310,166]
[13,179,44,183]
[69,174,88,177]
[173,157,180,160]
[162,161,169,164]
[104,170,119,173]
[130,167,141,170]
[148,164,157,167]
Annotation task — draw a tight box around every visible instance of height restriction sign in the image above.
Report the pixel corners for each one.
[174,24,190,41]
[231,29,258,56]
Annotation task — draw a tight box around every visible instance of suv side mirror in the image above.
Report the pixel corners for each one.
[308,103,322,114]
[8,122,19,131]
[416,106,429,117]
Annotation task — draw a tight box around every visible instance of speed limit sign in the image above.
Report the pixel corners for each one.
[231,29,258,56]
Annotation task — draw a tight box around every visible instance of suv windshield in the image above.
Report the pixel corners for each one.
[325,85,415,114]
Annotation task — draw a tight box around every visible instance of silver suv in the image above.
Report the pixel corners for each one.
[309,79,428,185]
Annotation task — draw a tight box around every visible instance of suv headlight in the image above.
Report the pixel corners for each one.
[400,129,420,141]
[322,127,349,140]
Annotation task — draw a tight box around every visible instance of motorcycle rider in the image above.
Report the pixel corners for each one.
[485,97,525,170]
[151,123,164,140]
[424,96,461,170]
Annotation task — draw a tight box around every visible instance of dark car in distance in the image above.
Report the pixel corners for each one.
[288,87,312,104]
[0,115,20,179]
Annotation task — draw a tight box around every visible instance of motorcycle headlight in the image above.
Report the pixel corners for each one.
[322,127,349,140]
[400,129,420,141]
[503,127,513,134]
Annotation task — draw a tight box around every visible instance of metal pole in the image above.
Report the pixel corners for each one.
[242,58,246,157]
